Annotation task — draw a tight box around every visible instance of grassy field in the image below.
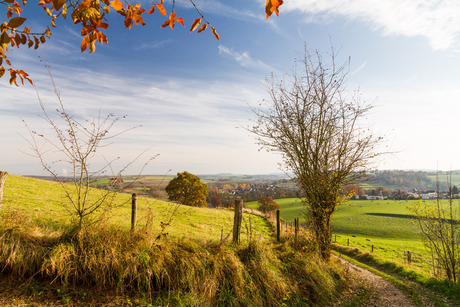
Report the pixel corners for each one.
[0,175,353,306]
[2,175,270,242]
[247,198,445,274]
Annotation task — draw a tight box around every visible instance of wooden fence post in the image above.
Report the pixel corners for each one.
[371,245,374,253]
[233,199,243,244]
[131,193,137,231]
[347,238,349,246]
[276,210,280,242]
[407,251,412,265]
[294,217,299,243]
[0,171,8,210]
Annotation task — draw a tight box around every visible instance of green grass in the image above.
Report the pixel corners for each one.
[1,175,355,306]
[427,173,460,187]
[2,175,270,242]
[246,198,305,221]
[247,197,447,274]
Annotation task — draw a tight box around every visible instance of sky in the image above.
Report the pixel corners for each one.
[1,0,460,176]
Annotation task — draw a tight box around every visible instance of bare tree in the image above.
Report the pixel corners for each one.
[250,47,381,260]
[409,173,459,281]
[23,67,155,230]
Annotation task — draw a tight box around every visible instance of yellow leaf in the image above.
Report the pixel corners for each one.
[189,18,201,32]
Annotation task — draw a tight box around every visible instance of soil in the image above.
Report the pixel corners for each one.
[335,256,415,307]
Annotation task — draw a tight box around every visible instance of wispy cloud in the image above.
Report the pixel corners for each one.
[351,60,368,76]
[135,40,173,51]
[0,63,278,175]
[218,45,273,72]
[283,0,460,50]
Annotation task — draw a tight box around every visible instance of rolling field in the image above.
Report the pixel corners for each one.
[247,198,446,274]
[2,175,271,242]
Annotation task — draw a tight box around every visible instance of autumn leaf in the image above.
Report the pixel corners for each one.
[7,17,27,28]
[190,18,201,32]
[110,0,123,12]
[156,3,167,16]
[211,26,219,40]
[168,10,176,29]
[51,0,65,11]
[81,35,89,52]
[148,5,155,15]
[265,0,283,19]
[161,19,170,28]
[197,23,207,33]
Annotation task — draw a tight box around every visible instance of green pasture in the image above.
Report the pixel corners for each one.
[427,173,460,187]
[247,197,454,274]
[2,175,270,242]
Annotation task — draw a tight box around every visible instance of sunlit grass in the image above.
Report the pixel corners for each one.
[2,175,270,242]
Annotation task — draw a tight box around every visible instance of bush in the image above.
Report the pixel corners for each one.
[257,197,280,213]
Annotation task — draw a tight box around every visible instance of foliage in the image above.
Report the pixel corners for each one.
[209,195,222,208]
[0,0,283,85]
[165,171,208,207]
[257,196,279,213]
[250,46,381,260]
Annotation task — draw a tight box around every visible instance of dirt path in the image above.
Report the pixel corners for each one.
[335,256,415,307]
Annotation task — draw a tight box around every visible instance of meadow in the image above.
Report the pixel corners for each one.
[246,198,444,274]
[0,175,351,306]
[3,175,270,242]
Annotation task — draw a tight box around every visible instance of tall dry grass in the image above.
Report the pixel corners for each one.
[0,208,349,306]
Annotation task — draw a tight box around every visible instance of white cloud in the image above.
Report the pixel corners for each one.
[283,0,460,50]
[0,64,280,176]
[218,45,274,72]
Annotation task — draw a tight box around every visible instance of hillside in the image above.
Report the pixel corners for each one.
[0,175,354,306]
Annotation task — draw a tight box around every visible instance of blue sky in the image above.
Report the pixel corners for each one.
[1,0,460,176]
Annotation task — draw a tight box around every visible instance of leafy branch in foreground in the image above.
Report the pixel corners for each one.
[1,0,284,85]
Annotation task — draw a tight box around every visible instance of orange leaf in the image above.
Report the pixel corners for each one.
[81,35,89,52]
[176,18,184,26]
[110,0,123,11]
[197,24,207,33]
[161,19,170,28]
[189,18,201,32]
[78,0,92,10]
[7,16,26,28]
[51,0,65,11]
[265,0,283,19]
[211,26,219,40]
[148,5,155,14]
[168,10,176,29]
[99,22,109,29]
[156,3,166,16]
